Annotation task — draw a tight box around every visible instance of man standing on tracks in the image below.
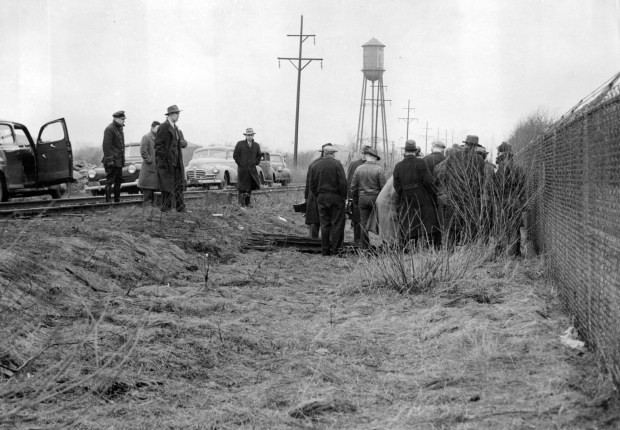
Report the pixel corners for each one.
[233,128,261,207]
[304,144,329,238]
[350,147,386,249]
[309,144,348,256]
[155,105,187,213]
[347,145,371,245]
[138,121,161,214]
[101,110,126,203]
[392,140,438,247]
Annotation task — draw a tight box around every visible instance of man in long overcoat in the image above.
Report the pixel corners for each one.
[392,140,438,247]
[138,120,161,212]
[101,110,126,203]
[304,145,328,238]
[233,128,261,207]
[309,144,348,256]
[155,105,187,212]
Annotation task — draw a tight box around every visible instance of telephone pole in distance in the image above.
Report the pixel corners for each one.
[398,99,418,141]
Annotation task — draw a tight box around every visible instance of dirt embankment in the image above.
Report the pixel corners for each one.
[1,193,618,429]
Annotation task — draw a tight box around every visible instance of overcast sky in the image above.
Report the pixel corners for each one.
[4,0,620,156]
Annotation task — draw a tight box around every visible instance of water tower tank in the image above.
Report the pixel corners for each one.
[362,37,385,82]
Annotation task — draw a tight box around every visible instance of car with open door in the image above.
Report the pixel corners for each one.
[0,118,74,202]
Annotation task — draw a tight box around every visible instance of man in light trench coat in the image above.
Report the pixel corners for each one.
[138,120,161,216]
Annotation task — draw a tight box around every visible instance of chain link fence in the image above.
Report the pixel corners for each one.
[514,72,620,382]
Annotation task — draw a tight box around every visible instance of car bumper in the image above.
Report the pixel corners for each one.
[84,180,139,192]
[186,178,222,186]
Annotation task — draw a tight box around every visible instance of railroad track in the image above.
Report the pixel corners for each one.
[0,185,304,218]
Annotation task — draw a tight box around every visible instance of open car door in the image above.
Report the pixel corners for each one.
[35,118,74,185]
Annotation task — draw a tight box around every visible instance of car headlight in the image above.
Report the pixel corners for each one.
[128,164,137,174]
[212,167,219,173]
[88,170,96,179]
[277,166,282,172]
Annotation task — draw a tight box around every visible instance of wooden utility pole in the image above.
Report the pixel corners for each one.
[398,99,418,141]
[421,121,432,154]
[277,15,323,167]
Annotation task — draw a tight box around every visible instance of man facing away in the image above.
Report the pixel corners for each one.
[350,147,386,249]
[309,144,348,256]
[138,120,161,216]
[101,110,126,203]
[304,144,330,238]
[346,145,371,245]
[233,128,261,207]
[392,140,438,247]
[154,105,187,212]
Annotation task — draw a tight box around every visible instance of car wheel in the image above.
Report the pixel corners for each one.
[91,190,100,197]
[281,180,288,187]
[0,174,8,202]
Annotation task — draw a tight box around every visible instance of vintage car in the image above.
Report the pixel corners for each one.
[266,152,291,186]
[0,118,74,202]
[186,146,238,189]
[84,142,142,195]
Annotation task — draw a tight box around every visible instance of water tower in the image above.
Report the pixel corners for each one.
[356,38,389,157]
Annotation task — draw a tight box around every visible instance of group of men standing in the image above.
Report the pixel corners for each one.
[102,106,263,213]
[304,135,522,256]
[101,105,187,213]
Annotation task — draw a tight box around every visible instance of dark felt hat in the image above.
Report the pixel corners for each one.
[462,135,481,147]
[112,110,126,119]
[165,105,181,115]
[151,121,161,128]
[404,139,418,152]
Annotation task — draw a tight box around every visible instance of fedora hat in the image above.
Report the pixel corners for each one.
[243,127,255,135]
[462,135,481,147]
[404,139,418,152]
[165,105,181,115]
[363,146,381,160]
[322,143,337,153]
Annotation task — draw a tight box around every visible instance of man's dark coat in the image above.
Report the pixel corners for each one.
[233,140,261,192]
[101,122,125,167]
[304,157,321,225]
[154,120,186,193]
[423,152,445,177]
[393,156,439,242]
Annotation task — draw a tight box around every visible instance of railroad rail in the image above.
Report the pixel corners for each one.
[0,185,304,218]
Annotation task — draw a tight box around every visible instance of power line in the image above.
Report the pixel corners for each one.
[277,15,323,168]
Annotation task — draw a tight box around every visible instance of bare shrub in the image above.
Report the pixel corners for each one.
[507,108,555,150]
[72,145,103,165]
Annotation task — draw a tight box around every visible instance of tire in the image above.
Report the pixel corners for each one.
[49,184,65,199]
[91,190,99,197]
[0,175,8,202]
[281,180,288,187]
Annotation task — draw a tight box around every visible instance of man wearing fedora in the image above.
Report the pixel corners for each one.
[233,128,262,207]
[346,145,371,245]
[154,105,187,212]
[309,144,348,256]
[101,110,126,203]
[350,147,386,249]
[393,140,438,247]
[304,143,330,238]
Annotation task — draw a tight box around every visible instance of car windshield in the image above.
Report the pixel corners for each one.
[194,149,227,159]
[125,145,141,158]
[272,155,282,164]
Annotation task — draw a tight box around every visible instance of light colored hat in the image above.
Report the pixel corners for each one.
[363,147,381,160]
[431,140,446,149]
[244,127,255,135]
[322,143,337,153]
[475,146,488,154]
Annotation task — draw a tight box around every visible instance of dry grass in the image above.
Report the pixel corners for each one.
[1,190,618,429]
